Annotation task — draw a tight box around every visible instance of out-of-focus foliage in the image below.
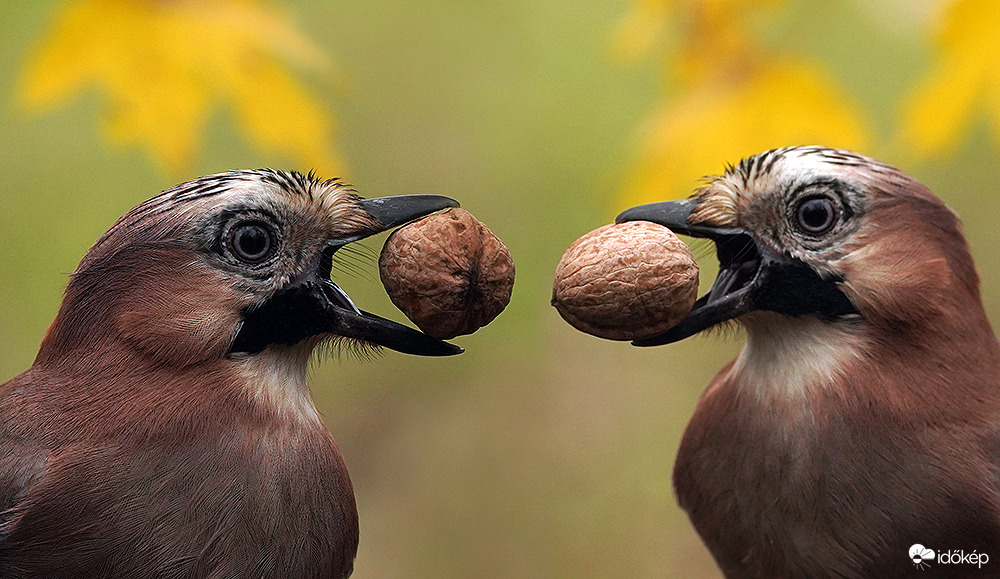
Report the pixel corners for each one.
[18,0,342,177]
[615,0,870,207]
[901,0,1000,157]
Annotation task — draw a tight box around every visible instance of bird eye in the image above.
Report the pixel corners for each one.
[228,222,276,263]
[794,196,839,235]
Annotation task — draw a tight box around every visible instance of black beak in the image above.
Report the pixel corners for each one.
[615,199,855,346]
[327,194,463,355]
[231,195,464,357]
[358,194,460,232]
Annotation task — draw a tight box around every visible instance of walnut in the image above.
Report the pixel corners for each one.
[552,221,698,340]
[379,208,514,339]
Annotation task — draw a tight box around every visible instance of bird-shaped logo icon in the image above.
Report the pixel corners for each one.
[0,170,461,577]
[617,147,1000,578]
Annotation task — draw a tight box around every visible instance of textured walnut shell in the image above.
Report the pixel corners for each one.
[379,208,515,339]
[552,221,698,340]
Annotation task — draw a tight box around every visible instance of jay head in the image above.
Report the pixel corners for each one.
[0,170,460,578]
[618,147,1000,578]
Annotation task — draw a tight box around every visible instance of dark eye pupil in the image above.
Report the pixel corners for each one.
[231,223,273,261]
[797,198,836,234]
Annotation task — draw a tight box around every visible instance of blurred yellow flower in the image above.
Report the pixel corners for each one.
[612,0,782,63]
[18,0,343,177]
[612,0,672,63]
[901,0,1000,157]
[615,0,871,206]
[621,59,871,207]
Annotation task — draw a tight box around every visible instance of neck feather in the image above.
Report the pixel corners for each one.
[731,313,864,401]
[232,344,322,425]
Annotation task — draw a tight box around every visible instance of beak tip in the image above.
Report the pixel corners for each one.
[614,206,641,224]
[431,340,465,356]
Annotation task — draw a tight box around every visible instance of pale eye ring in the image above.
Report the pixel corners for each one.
[794,196,839,235]
[228,221,276,263]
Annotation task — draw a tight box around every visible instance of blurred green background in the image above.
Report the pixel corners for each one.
[2,1,999,577]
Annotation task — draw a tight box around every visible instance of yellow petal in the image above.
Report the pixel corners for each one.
[900,59,985,156]
[17,0,109,110]
[898,0,1000,156]
[621,59,870,208]
[224,58,342,177]
[17,0,344,177]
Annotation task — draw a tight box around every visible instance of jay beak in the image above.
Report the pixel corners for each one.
[617,147,1000,578]
[0,170,460,578]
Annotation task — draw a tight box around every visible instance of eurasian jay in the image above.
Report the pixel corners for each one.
[0,170,461,578]
[617,147,1000,578]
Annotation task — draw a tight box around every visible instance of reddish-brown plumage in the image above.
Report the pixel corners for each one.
[616,148,1000,578]
[0,355,359,577]
[676,348,1000,578]
[1,171,460,577]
